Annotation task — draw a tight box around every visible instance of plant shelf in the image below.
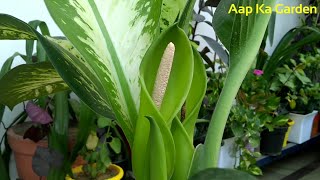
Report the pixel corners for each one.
[257,133,320,167]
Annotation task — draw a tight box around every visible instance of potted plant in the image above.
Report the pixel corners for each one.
[242,70,289,155]
[66,117,124,180]
[7,101,51,179]
[0,0,276,179]
[232,69,285,173]
[7,97,81,179]
[270,52,320,144]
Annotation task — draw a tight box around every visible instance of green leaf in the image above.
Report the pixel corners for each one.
[144,116,167,180]
[249,166,263,176]
[189,168,257,180]
[140,24,193,124]
[42,0,164,145]
[26,20,51,63]
[133,24,194,180]
[36,37,118,133]
[268,12,276,46]
[183,48,207,140]
[109,137,122,154]
[231,122,244,137]
[0,52,25,78]
[97,117,112,129]
[70,101,96,162]
[48,92,69,180]
[248,135,260,148]
[0,14,36,40]
[294,71,311,84]
[171,117,194,180]
[0,62,69,109]
[161,0,187,30]
[189,144,205,177]
[178,0,196,34]
[100,146,111,167]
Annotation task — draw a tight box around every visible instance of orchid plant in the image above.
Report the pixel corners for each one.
[0,0,276,179]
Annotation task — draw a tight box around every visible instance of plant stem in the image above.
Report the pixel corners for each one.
[203,67,248,167]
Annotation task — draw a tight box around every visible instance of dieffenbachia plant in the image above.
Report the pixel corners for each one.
[0,0,275,179]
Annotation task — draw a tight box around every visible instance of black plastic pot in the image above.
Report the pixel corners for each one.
[260,126,288,156]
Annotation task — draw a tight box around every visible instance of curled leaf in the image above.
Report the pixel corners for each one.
[26,101,52,124]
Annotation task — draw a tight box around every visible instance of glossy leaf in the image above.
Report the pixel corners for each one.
[133,24,194,180]
[189,144,205,177]
[183,48,207,139]
[44,0,161,118]
[42,0,165,145]
[140,24,193,123]
[171,117,194,180]
[145,116,167,180]
[0,61,69,109]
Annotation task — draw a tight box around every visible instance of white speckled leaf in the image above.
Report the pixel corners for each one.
[0,13,36,40]
[44,0,162,145]
[0,62,69,109]
[161,0,187,30]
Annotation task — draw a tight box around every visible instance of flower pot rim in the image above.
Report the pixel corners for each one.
[66,164,124,180]
[289,110,318,116]
[7,122,48,144]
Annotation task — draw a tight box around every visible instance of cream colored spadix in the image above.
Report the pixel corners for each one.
[152,42,175,109]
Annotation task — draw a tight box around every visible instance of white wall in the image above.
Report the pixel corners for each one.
[265,0,306,54]
[0,0,63,68]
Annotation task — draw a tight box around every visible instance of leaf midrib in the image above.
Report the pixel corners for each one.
[88,1,138,125]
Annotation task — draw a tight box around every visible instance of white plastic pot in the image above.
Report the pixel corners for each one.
[288,111,318,144]
[218,137,239,168]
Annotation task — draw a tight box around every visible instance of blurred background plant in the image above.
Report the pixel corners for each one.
[270,51,320,114]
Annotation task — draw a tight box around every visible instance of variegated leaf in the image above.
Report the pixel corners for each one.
[44,0,163,144]
[0,14,36,40]
[161,0,187,30]
[36,36,121,137]
[0,62,69,109]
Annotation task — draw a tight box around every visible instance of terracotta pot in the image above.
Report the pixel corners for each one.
[7,122,78,180]
[7,122,48,180]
